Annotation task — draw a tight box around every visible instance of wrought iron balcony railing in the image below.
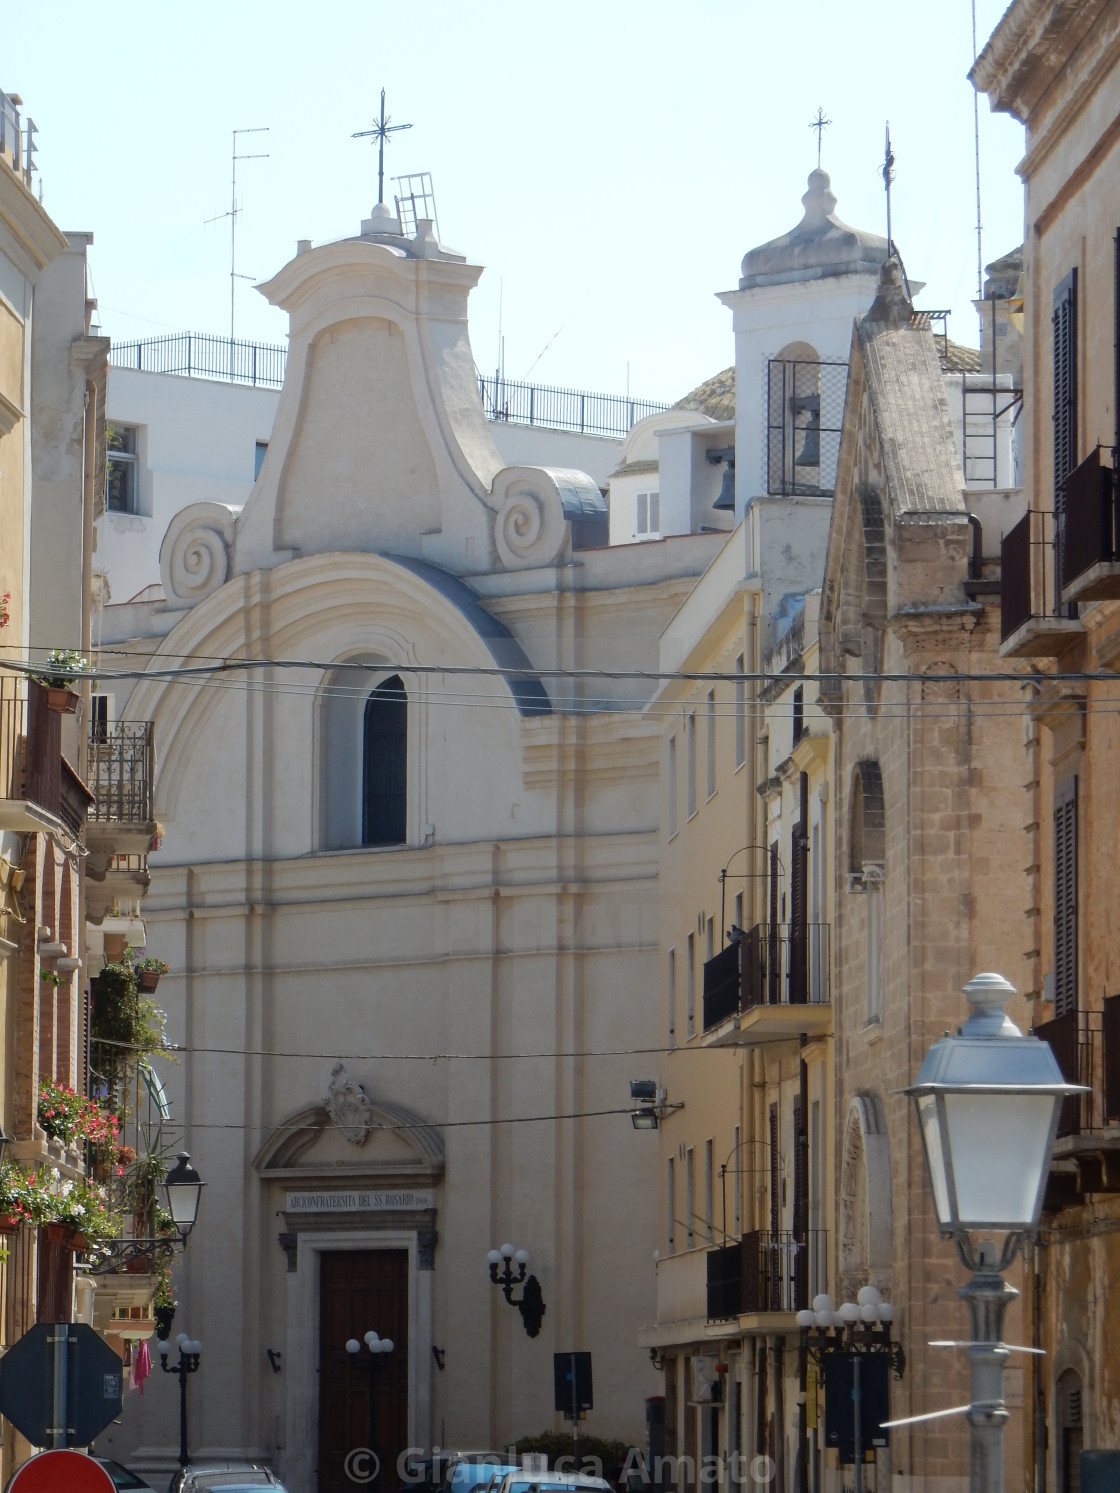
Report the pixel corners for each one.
[1035,1003,1120,1140]
[706,1229,828,1320]
[0,677,89,835]
[1060,447,1120,600]
[702,922,830,1034]
[88,722,154,825]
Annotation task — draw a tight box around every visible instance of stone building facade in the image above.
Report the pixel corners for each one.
[818,260,1031,1492]
[973,1,1120,1486]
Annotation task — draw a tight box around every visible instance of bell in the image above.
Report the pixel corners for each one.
[795,410,821,468]
[713,462,736,511]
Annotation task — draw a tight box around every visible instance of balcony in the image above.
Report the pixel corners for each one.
[85,722,158,919]
[0,678,91,837]
[1000,508,1083,657]
[701,923,831,1044]
[1035,1000,1120,1205]
[706,1230,828,1325]
[1060,448,1120,603]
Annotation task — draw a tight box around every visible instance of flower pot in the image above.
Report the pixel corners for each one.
[46,686,79,714]
[0,1214,21,1234]
[43,1221,72,1246]
[137,969,161,993]
[65,1232,89,1253]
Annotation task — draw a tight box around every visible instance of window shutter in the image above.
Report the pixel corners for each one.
[767,842,780,1004]
[789,773,809,1003]
[1053,777,1078,1019]
[1053,270,1078,511]
[768,1104,780,1238]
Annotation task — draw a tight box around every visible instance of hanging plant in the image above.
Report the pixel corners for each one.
[39,967,66,988]
[0,592,10,629]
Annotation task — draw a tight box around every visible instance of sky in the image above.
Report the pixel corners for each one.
[10,0,1025,407]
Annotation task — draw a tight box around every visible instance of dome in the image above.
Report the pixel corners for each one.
[739,170,888,290]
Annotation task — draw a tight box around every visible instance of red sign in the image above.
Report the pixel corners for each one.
[8,1449,117,1493]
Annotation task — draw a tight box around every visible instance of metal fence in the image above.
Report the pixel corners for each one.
[478,374,668,439]
[108,334,667,439]
[703,922,831,1033]
[706,1229,828,1318]
[109,333,288,389]
[766,359,848,496]
[1062,447,1119,589]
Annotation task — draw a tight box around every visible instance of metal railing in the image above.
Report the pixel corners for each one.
[1037,1003,1120,1138]
[107,334,666,438]
[706,1229,828,1318]
[88,722,154,824]
[0,676,61,820]
[999,507,1071,642]
[0,88,36,188]
[702,923,830,1033]
[478,373,668,438]
[109,332,287,389]
[1061,447,1119,589]
[766,359,848,497]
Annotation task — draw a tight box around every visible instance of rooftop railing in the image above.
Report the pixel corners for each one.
[107,333,668,439]
[0,88,36,188]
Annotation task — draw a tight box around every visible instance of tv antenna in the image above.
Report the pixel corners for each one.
[206,127,269,345]
[392,171,440,239]
[353,89,412,207]
[808,107,831,170]
[882,122,896,255]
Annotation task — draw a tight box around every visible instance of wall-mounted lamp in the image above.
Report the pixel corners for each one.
[630,1080,681,1131]
[487,1242,546,1337]
[266,1349,282,1374]
[649,1347,665,1371]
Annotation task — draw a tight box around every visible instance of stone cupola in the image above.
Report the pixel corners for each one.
[738,169,889,289]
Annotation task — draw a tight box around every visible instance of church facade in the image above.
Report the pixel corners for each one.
[95,205,725,1486]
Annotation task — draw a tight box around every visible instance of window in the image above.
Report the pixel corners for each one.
[686,933,695,1037]
[686,713,696,817]
[734,655,745,767]
[668,736,677,838]
[685,1147,695,1248]
[1053,270,1078,509]
[636,490,660,536]
[792,685,804,745]
[1054,777,1078,1018]
[733,891,744,935]
[706,690,716,798]
[254,440,269,479]
[362,675,407,846]
[668,948,676,1048]
[705,1138,714,1244]
[667,1157,675,1255]
[106,425,139,513]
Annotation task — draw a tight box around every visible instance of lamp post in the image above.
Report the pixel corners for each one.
[158,1333,202,1467]
[904,972,1084,1493]
[90,1150,205,1275]
[346,1331,394,1481]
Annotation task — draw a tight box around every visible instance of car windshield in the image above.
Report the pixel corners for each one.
[97,1466,152,1491]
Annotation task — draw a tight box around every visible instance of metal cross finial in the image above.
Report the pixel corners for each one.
[882,121,896,253]
[352,88,412,206]
[808,107,831,169]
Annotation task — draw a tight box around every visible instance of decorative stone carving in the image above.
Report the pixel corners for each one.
[159,503,236,608]
[492,472,568,571]
[417,1229,437,1270]
[277,1232,298,1272]
[839,1094,892,1289]
[323,1060,372,1145]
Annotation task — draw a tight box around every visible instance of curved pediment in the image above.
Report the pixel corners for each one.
[253,1098,444,1185]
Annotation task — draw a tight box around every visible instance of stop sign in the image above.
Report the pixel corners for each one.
[8,1449,116,1492]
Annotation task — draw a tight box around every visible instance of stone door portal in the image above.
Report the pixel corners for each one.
[319,1249,409,1493]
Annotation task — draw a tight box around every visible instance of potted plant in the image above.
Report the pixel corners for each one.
[33,648,90,713]
[135,956,170,993]
[0,1164,36,1232]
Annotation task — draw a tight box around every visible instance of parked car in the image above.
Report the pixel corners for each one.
[495,1473,613,1493]
[94,1461,155,1491]
[167,1463,286,1493]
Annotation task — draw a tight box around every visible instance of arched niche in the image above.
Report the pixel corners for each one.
[253,1098,445,1186]
[839,1094,892,1291]
[848,759,886,878]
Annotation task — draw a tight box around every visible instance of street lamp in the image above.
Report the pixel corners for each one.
[158,1332,202,1467]
[486,1242,546,1337]
[164,1152,205,1238]
[347,1331,394,1480]
[904,972,1084,1493]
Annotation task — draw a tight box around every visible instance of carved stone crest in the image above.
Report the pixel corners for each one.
[324,1061,372,1145]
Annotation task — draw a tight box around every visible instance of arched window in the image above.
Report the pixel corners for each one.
[362,676,406,846]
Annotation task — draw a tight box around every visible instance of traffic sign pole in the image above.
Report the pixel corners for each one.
[50,1327,67,1450]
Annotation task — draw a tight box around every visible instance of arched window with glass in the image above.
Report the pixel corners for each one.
[362,675,406,847]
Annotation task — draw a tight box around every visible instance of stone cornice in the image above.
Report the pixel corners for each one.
[889,603,981,649]
[0,165,68,279]
[970,0,1114,121]
[0,386,22,436]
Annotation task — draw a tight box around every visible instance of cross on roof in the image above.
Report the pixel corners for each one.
[808,107,831,169]
[352,88,412,206]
